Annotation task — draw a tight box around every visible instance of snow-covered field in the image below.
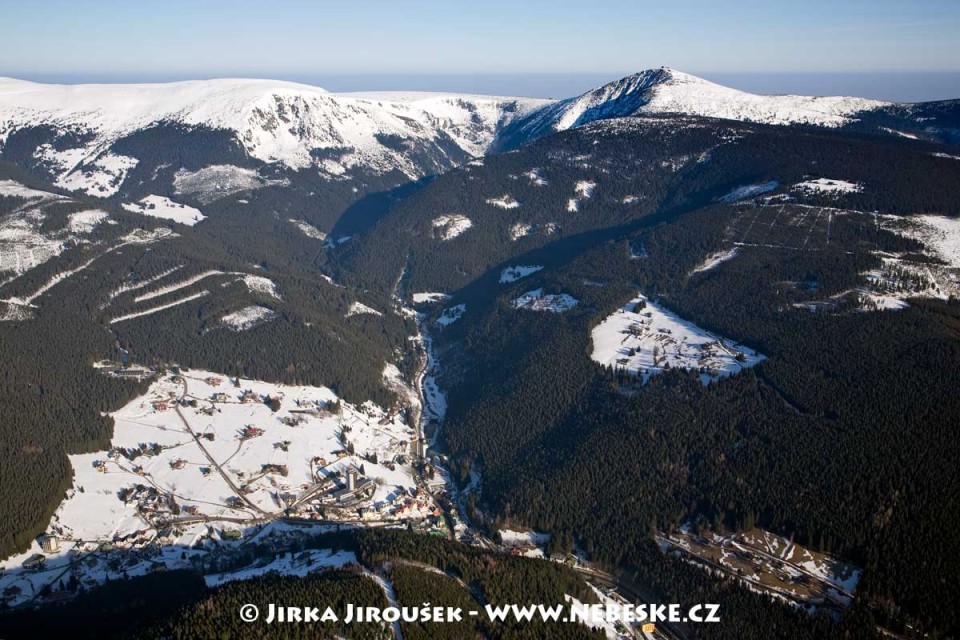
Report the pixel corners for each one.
[509,222,533,240]
[524,169,548,186]
[512,288,578,313]
[793,178,862,195]
[122,195,206,226]
[222,305,276,330]
[412,292,450,304]
[500,265,543,283]
[574,180,596,198]
[499,528,551,548]
[591,294,764,384]
[242,274,281,299]
[566,180,597,213]
[51,152,139,197]
[485,194,521,209]
[174,164,287,204]
[691,247,739,274]
[431,214,473,240]
[437,303,465,325]
[289,218,327,240]
[0,368,437,607]
[347,301,383,317]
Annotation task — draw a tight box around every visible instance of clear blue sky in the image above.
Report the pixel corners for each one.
[2,0,959,100]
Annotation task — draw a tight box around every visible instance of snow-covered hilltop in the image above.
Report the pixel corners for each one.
[496,68,891,147]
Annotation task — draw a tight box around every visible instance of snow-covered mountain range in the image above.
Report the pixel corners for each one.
[0,68,955,199]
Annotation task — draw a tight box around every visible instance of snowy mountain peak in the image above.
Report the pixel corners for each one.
[564,67,891,130]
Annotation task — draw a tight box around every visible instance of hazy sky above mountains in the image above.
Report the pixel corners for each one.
[2,0,959,101]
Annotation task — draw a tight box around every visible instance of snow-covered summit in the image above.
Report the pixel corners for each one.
[496,68,892,148]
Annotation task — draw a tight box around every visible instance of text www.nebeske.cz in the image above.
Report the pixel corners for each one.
[246,602,721,624]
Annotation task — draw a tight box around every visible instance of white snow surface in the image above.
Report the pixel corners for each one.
[222,305,276,330]
[485,194,520,209]
[793,178,862,194]
[347,301,383,317]
[691,248,739,274]
[437,303,466,326]
[288,218,327,240]
[890,214,960,268]
[67,209,109,233]
[591,294,765,385]
[500,265,544,283]
[431,214,473,240]
[412,292,450,303]
[512,288,578,313]
[538,68,887,134]
[0,77,546,179]
[122,195,206,225]
[509,222,533,240]
[174,164,286,203]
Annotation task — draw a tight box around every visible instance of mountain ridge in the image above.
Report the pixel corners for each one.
[1,69,956,198]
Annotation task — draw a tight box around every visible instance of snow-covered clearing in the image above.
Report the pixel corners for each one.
[174,164,287,204]
[122,195,206,226]
[574,180,596,198]
[509,222,532,240]
[486,194,520,209]
[242,274,281,299]
[793,178,862,195]
[500,265,543,283]
[512,288,578,313]
[892,214,960,268]
[289,218,327,240]
[347,301,382,317]
[67,209,109,233]
[437,303,465,326]
[565,180,597,213]
[222,305,276,330]
[499,529,550,547]
[591,294,764,384]
[412,292,450,304]
[431,214,472,240]
[524,169,548,186]
[51,152,138,198]
[690,247,739,274]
